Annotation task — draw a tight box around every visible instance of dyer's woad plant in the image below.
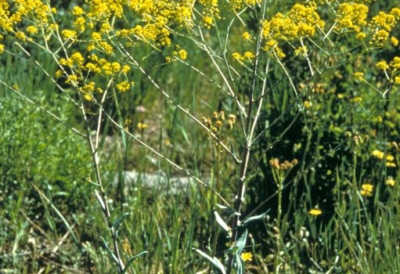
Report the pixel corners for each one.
[1,0,400,273]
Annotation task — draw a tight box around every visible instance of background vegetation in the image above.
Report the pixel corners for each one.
[1,0,400,273]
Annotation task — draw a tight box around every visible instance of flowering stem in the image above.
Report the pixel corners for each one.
[226,1,267,273]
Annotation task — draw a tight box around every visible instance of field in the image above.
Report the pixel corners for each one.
[1,0,400,273]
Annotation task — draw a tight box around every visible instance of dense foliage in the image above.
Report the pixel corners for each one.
[1,0,400,273]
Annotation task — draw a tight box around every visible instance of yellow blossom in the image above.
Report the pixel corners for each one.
[386,176,395,187]
[354,72,364,80]
[72,6,85,16]
[394,76,400,85]
[232,52,242,61]
[356,32,366,40]
[303,101,312,108]
[137,122,148,131]
[55,70,63,78]
[116,81,131,92]
[390,57,400,69]
[360,183,374,197]
[243,51,255,60]
[386,154,394,162]
[376,61,389,70]
[335,3,368,33]
[391,37,399,46]
[372,149,384,159]
[121,65,130,74]
[372,30,389,46]
[26,26,38,35]
[84,93,93,101]
[240,252,253,262]
[0,44,4,54]
[82,82,95,93]
[62,29,77,40]
[309,208,322,216]
[242,32,252,41]
[178,49,187,60]
[203,16,213,28]
[66,74,79,84]
[15,31,26,41]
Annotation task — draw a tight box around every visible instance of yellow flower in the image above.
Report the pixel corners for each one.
[386,176,395,187]
[372,149,384,159]
[390,57,400,69]
[116,81,131,92]
[356,32,366,40]
[243,51,255,60]
[178,49,187,60]
[26,26,38,35]
[15,31,26,41]
[354,72,364,81]
[376,61,389,70]
[386,154,394,161]
[203,16,213,28]
[62,29,77,40]
[232,52,242,61]
[55,70,63,78]
[391,37,399,46]
[240,252,253,262]
[84,93,93,101]
[309,208,322,216]
[72,6,85,16]
[242,31,252,41]
[0,44,5,54]
[360,183,374,197]
[303,101,312,108]
[137,122,148,131]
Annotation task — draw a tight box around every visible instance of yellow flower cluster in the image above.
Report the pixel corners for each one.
[261,4,325,59]
[360,183,374,197]
[202,111,236,133]
[386,176,395,187]
[335,3,368,34]
[369,8,400,46]
[240,252,253,262]
[372,149,396,167]
[375,56,400,85]
[309,208,322,216]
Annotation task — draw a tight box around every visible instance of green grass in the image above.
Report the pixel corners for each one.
[1,0,400,273]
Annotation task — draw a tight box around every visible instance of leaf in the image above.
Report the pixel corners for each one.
[95,190,106,211]
[214,211,231,237]
[215,204,240,217]
[112,212,130,233]
[242,210,270,226]
[100,237,119,265]
[194,249,226,274]
[236,253,244,274]
[236,229,248,253]
[227,229,248,255]
[122,251,148,274]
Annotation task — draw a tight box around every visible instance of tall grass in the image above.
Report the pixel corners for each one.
[1,0,400,273]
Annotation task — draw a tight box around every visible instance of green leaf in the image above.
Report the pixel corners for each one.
[228,229,248,255]
[194,248,226,274]
[100,237,119,265]
[214,211,232,237]
[242,210,270,226]
[215,203,239,217]
[112,212,130,233]
[122,251,148,274]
